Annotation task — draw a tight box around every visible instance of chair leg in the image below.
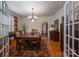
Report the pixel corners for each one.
[16,43,20,52]
[16,43,18,50]
[18,44,20,52]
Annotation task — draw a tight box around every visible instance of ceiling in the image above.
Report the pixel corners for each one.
[6,1,65,17]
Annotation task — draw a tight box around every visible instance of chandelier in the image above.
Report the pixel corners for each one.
[28,8,38,22]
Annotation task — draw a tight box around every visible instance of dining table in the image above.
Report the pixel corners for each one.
[16,33,41,39]
[15,32,41,51]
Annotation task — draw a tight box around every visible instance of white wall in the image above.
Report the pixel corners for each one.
[50,6,64,32]
[18,16,53,37]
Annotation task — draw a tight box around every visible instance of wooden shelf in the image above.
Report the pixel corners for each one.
[14,16,18,32]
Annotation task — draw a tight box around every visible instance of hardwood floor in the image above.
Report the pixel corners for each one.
[9,38,63,57]
[48,39,63,57]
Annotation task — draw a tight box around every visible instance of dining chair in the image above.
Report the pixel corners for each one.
[30,38,41,51]
[15,31,26,51]
[21,31,25,36]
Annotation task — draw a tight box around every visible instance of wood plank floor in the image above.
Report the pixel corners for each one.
[48,39,63,57]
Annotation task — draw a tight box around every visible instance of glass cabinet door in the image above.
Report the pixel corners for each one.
[0,1,12,57]
[0,1,2,10]
[64,1,79,57]
[0,11,2,24]
[0,38,3,50]
[0,24,2,38]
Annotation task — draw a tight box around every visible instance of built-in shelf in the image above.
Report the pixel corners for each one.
[14,16,18,32]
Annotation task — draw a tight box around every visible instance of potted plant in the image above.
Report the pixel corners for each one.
[8,32,14,40]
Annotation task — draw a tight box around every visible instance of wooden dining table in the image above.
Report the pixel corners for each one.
[16,33,41,39]
[15,32,41,51]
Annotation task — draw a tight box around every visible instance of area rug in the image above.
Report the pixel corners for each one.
[9,38,50,57]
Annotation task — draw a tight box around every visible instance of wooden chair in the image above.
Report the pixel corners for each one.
[15,31,26,51]
[21,31,25,36]
[29,37,41,51]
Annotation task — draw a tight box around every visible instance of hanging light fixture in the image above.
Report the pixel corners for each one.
[28,8,38,22]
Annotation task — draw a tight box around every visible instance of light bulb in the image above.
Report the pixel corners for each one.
[32,19,34,22]
[34,16,38,19]
[28,16,32,19]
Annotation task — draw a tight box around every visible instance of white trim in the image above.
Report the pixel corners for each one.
[67,2,70,56]
[66,45,78,57]
[64,21,79,26]
[66,35,79,41]
[0,42,8,53]
[64,1,68,56]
